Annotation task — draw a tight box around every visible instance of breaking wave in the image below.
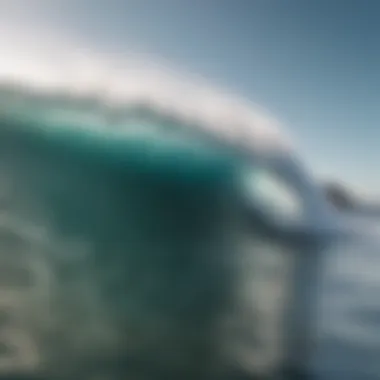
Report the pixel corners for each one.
[0,21,296,380]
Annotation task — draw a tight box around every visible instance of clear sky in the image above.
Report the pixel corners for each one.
[2,0,380,196]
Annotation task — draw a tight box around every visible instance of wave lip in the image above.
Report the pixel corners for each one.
[0,30,292,157]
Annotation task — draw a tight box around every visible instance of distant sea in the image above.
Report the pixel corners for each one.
[310,209,380,379]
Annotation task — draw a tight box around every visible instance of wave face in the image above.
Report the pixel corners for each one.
[0,107,247,379]
[0,30,297,378]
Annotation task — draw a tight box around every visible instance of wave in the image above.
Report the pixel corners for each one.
[0,23,291,158]
[0,23,299,379]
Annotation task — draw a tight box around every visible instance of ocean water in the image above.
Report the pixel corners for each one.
[310,224,380,380]
[0,104,379,380]
[0,112,243,379]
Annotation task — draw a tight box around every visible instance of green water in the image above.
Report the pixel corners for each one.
[0,111,241,379]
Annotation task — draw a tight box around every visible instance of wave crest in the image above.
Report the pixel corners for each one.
[0,33,291,155]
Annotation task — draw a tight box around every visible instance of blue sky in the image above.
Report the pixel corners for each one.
[3,0,380,195]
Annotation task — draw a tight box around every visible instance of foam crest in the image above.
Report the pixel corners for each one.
[0,27,292,154]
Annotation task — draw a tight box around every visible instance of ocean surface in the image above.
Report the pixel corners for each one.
[0,107,379,379]
[309,213,380,379]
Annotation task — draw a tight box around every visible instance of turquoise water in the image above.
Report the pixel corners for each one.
[1,106,380,379]
[0,111,242,379]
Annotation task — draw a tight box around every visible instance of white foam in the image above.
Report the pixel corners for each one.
[0,22,292,154]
